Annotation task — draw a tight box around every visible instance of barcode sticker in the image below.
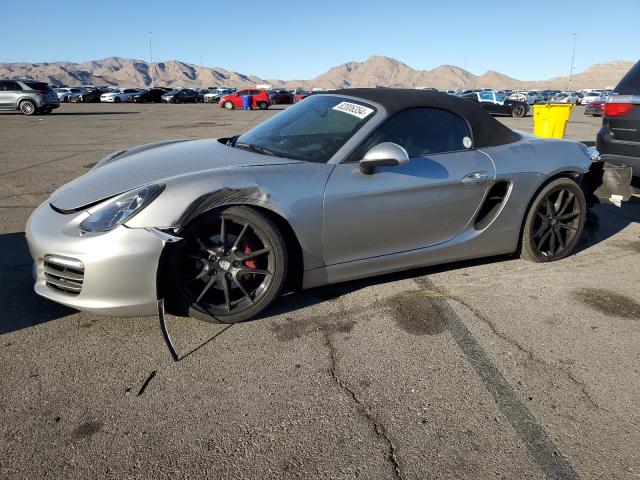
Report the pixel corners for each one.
[332,102,374,119]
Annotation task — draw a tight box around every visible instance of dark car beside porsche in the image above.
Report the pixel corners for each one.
[597,59,640,180]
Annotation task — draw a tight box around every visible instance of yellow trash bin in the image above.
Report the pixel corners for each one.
[533,103,574,139]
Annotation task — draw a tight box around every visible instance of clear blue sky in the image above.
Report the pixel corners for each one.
[0,0,638,80]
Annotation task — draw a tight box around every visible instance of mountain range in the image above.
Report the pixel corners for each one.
[0,55,634,90]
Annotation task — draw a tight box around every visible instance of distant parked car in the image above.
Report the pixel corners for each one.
[100,88,142,103]
[68,88,106,103]
[0,79,60,115]
[161,88,200,103]
[508,91,542,105]
[584,100,605,117]
[269,90,294,105]
[581,91,605,105]
[204,88,234,103]
[550,92,581,104]
[194,89,210,102]
[55,87,83,102]
[131,88,167,103]
[462,90,529,117]
[219,89,270,110]
[293,91,311,103]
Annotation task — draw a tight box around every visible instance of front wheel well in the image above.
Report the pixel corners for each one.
[157,204,304,302]
[248,205,303,293]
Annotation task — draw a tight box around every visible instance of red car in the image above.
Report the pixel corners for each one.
[292,91,310,103]
[219,89,270,110]
[585,99,605,117]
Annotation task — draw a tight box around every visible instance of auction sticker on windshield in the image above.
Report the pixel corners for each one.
[332,102,374,119]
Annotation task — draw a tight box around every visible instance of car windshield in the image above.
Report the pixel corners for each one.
[235,95,377,163]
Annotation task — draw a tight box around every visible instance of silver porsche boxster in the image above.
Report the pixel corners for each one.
[26,89,616,323]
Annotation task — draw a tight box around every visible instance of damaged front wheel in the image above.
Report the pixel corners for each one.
[167,205,287,323]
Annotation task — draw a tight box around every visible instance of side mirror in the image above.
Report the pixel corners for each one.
[359,142,410,175]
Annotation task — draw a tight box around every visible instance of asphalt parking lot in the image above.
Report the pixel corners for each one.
[1,103,639,479]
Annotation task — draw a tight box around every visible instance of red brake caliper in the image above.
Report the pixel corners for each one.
[242,240,257,270]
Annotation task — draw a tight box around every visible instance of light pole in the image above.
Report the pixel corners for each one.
[200,55,204,89]
[148,31,154,88]
[568,33,577,90]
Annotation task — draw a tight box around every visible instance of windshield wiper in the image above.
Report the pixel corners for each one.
[235,142,280,157]
[227,135,240,147]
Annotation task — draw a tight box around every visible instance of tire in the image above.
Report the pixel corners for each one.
[258,102,268,110]
[114,97,121,103]
[166,205,288,323]
[520,177,586,263]
[19,100,36,115]
[63,96,69,103]
[511,104,525,118]
[224,101,234,110]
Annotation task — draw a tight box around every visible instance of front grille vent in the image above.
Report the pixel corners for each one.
[43,255,84,295]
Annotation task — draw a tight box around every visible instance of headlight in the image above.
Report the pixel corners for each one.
[79,184,164,232]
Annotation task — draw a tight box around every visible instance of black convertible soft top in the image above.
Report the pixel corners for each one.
[332,88,521,148]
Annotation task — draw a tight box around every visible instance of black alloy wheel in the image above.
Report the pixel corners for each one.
[520,177,586,262]
[168,206,287,323]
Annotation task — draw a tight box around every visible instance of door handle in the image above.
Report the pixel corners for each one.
[460,171,492,185]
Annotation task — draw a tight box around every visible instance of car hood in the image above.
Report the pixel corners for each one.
[49,138,301,211]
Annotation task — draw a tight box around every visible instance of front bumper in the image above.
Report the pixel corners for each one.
[26,203,164,316]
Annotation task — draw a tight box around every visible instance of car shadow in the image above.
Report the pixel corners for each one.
[576,196,639,253]
[0,232,75,336]
[257,255,513,320]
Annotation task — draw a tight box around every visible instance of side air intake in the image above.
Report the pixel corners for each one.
[474,181,510,230]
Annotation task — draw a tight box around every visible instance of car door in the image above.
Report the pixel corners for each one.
[478,91,500,115]
[233,90,247,107]
[0,81,22,108]
[323,107,496,265]
[0,81,11,108]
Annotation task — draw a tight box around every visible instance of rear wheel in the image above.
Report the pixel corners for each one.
[167,206,287,323]
[511,104,525,118]
[520,177,586,262]
[224,101,234,110]
[19,100,36,115]
[258,101,268,110]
